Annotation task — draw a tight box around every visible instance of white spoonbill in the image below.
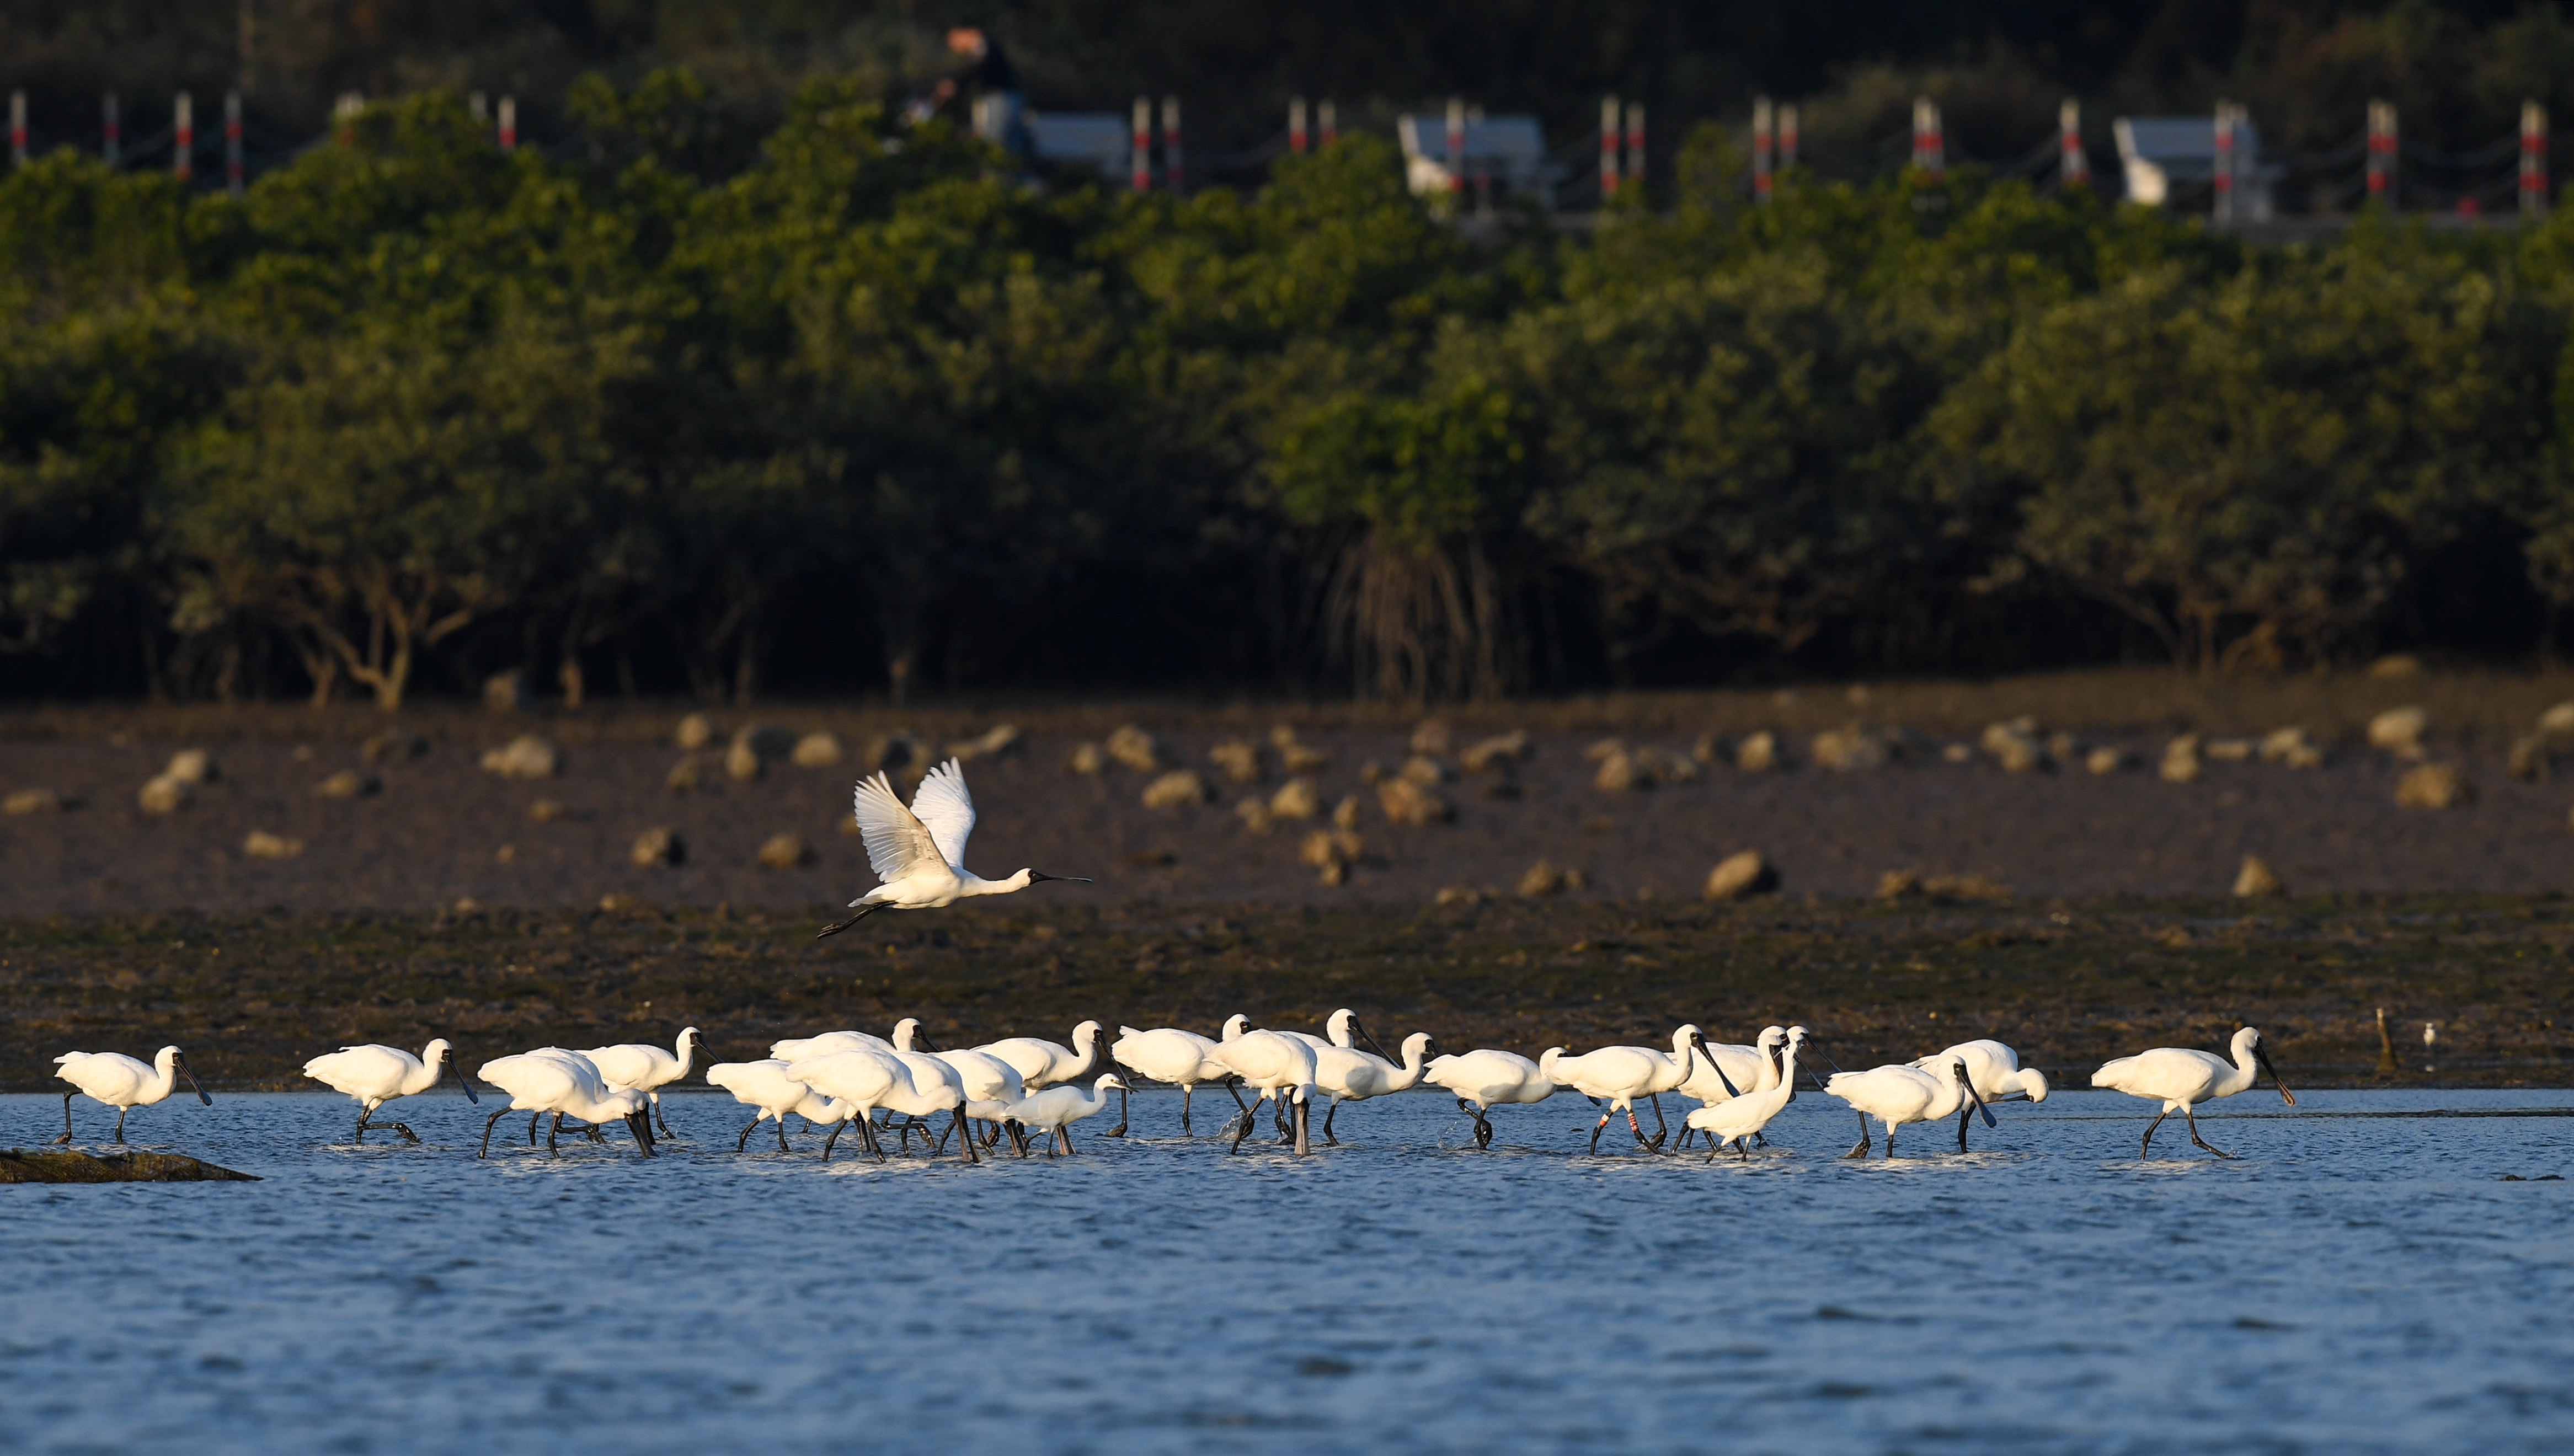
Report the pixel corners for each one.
[1541,1026,1720,1154]
[1003,1074,1129,1156]
[980,1020,1106,1090]
[1826,1056,1994,1158]
[769,1028,894,1061]
[705,1059,855,1153]
[1689,1028,1808,1161]
[879,1048,982,1163]
[1109,1019,1249,1134]
[1422,1047,1558,1149]
[1212,1023,1318,1155]
[1311,1029,1434,1144]
[2092,1026,2294,1159]
[784,1046,915,1161]
[1673,1025,1786,1150]
[578,1027,704,1138]
[1911,1040,2050,1104]
[50,1047,211,1144]
[475,1048,655,1158]
[301,1039,479,1144]
[818,758,1090,938]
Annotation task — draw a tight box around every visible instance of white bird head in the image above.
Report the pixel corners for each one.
[1221,1014,1251,1041]
[157,1046,212,1106]
[1072,1019,1103,1045]
[1096,1073,1129,1093]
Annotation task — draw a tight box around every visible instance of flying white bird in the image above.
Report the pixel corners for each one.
[1002,1073,1129,1156]
[1826,1056,1994,1158]
[2091,1026,2295,1159]
[1422,1047,1559,1149]
[475,1048,655,1158]
[1109,1019,1249,1134]
[50,1046,211,1144]
[1541,1026,1722,1154]
[818,759,1090,938]
[301,1038,479,1144]
[577,1027,704,1138]
[1690,1027,1809,1160]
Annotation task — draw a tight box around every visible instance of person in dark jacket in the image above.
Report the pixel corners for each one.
[930,26,1029,158]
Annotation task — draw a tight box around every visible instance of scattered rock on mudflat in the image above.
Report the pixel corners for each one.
[2204,738,2254,762]
[1461,731,1530,773]
[791,732,846,769]
[479,735,560,780]
[1067,742,1106,775]
[483,669,532,712]
[1735,731,1781,773]
[164,748,218,784]
[1209,740,1264,784]
[1141,769,1209,809]
[1269,777,1321,820]
[631,826,685,866]
[1400,754,1448,786]
[1376,777,1453,825]
[529,799,568,823]
[1434,885,1482,906]
[1592,746,1642,793]
[1270,725,1332,774]
[1877,870,2009,903]
[1235,797,1274,834]
[2159,735,2202,784]
[1409,719,1451,756]
[1703,850,1776,901]
[1331,795,1361,832]
[2510,735,2552,781]
[1106,724,1162,773]
[2368,706,2428,759]
[1812,725,1888,773]
[243,830,304,860]
[2234,854,2287,898]
[314,769,379,799]
[675,713,715,751]
[1980,720,2043,774]
[2085,746,2130,774]
[0,1149,258,1184]
[137,775,192,815]
[756,833,813,869]
[3,788,67,815]
[2540,702,2574,748]
[1516,860,1585,897]
[362,728,429,764]
[2394,763,2474,810]
[2367,654,2422,678]
[947,724,1021,762]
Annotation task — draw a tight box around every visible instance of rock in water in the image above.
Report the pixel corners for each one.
[0,1149,259,1183]
[2233,854,2287,898]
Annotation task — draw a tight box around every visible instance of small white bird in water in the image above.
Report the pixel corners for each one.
[1910,1039,2049,1104]
[476,1049,655,1158]
[1826,1057,1994,1158]
[705,1059,855,1153]
[817,759,1090,938]
[1690,1027,1809,1160]
[980,1020,1106,1091]
[302,1039,479,1144]
[1422,1047,1558,1149]
[578,1027,703,1138]
[1003,1073,1128,1156]
[2092,1026,2294,1159]
[51,1047,211,1144]
[1542,1026,1722,1154]
[1109,1019,1248,1134]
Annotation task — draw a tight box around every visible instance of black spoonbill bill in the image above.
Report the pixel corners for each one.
[1109,1020,1248,1134]
[2092,1026,2294,1159]
[578,1027,704,1138]
[1826,1056,1993,1158]
[50,1046,211,1144]
[1311,1029,1434,1143]
[817,758,1090,938]
[1003,1073,1128,1156]
[301,1039,478,1143]
[1212,1023,1318,1155]
[1689,1027,1808,1161]
[1541,1025,1723,1154]
[1911,1039,2049,1105]
[1422,1047,1559,1149]
[475,1049,655,1158]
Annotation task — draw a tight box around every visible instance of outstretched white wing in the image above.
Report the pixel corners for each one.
[907,758,977,868]
[852,772,946,882]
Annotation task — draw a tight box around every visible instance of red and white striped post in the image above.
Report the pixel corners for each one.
[102,92,119,167]
[1780,103,1798,174]
[1318,99,1336,148]
[498,95,516,153]
[223,91,243,195]
[1910,97,1942,181]
[2212,100,2235,223]
[2365,99,2395,206]
[172,92,193,179]
[1624,101,1645,196]
[1751,95,1773,203]
[1161,95,1183,195]
[1444,95,1465,205]
[2059,98,2087,186]
[1130,97,1151,191]
[1289,96,1307,154]
[9,91,24,169]
[2523,101,2548,218]
[1599,95,1620,198]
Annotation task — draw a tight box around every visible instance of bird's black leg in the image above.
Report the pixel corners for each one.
[775,1115,791,1153]
[862,1116,886,1161]
[479,1106,510,1157]
[1225,1078,1249,1113]
[2182,1105,2236,1159]
[1844,1112,1870,1159]
[814,903,882,940]
[1626,1105,1651,1150]
[547,1112,563,1154]
[1179,1084,1194,1134]
[1104,1085,1127,1138]
[1674,1125,1694,1152]
[1322,1098,1340,1146]
[52,1091,73,1145]
[821,1120,843,1162]
[1293,1096,1310,1155]
[527,1110,542,1145]
[951,1107,980,1164]
[736,1115,759,1152]
[1229,1105,1255,1154]
[1589,1111,1609,1154]
[653,1096,672,1139]
[1956,1101,1972,1154]
[354,1107,368,1144]
[2140,1110,2169,1158]
[1475,1111,1493,1149]
[113,1106,127,1143]
[1886,1125,1899,1159]
[1646,1094,1669,1151]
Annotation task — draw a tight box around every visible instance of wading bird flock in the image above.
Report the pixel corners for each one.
[36,759,2300,1161]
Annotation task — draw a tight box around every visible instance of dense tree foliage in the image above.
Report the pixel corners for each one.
[3,78,2572,705]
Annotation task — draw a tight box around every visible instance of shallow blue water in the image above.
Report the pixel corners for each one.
[4,1086,2572,1455]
